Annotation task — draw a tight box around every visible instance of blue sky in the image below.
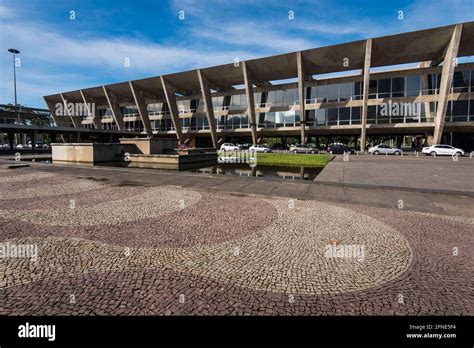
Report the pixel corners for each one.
[0,0,473,107]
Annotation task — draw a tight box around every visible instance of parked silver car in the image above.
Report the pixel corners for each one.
[368,144,403,155]
[289,144,319,154]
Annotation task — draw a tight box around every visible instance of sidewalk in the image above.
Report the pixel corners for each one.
[315,155,474,196]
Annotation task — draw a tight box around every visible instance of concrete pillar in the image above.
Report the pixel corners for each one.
[360,39,372,152]
[433,24,462,145]
[129,82,153,137]
[197,70,218,148]
[297,51,307,144]
[160,76,184,144]
[242,61,258,145]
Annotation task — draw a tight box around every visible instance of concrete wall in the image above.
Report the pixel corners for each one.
[52,143,135,164]
[119,138,178,154]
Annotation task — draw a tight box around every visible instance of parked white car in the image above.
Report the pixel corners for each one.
[422,145,464,156]
[368,144,403,155]
[249,145,272,153]
[220,143,240,151]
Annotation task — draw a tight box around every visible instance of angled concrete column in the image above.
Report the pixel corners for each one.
[360,39,372,152]
[102,86,125,131]
[197,69,218,148]
[129,82,153,137]
[242,61,258,145]
[433,24,462,145]
[79,90,101,129]
[160,76,184,144]
[59,93,81,128]
[297,51,306,144]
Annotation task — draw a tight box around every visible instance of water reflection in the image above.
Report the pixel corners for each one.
[191,164,323,181]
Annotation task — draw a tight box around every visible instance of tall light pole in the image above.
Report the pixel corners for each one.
[8,48,20,106]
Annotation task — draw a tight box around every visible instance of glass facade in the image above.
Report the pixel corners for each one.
[148,69,474,132]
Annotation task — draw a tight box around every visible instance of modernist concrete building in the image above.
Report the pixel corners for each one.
[44,22,474,150]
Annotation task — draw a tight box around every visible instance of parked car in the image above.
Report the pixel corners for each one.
[249,145,272,153]
[1,144,10,150]
[289,144,319,154]
[270,143,287,151]
[421,145,464,156]
[327,143,354,154]
[220,143,240,151]
[368,144,403,155]
[15,144,25,149]
[238,143,252,150]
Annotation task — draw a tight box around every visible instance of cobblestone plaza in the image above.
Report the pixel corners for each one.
[0,167,472,315]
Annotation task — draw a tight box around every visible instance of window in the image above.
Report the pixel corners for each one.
[391,78,404,98]
[354,81,363,100]
[377,79,391,98]
[367,106,377,124]
[327,85,339,102]
[274,90,285,106]
[327,108,338,125]
[315,109,326,126]
[451,100,468,122]
[339,83,352,102]
[453,71,470,93]
[368,80,377,99]
[351,107,361,124]
[471,71,474,93]
[406,75,421,96]
[445,101,452,122]
[285,89,299,105]
[426,74,437,94]
[314,85,328,102]
[339,107,350,125]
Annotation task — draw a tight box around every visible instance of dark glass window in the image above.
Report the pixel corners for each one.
[452,100,468,122]
[351,107,361,124]
[368,80,377,99]
[327,108,338,125]
[445,101,452,122]
[470,100,474,119]
[354,81,363,100]
[339,108,350,125]
[453,71,470,93]
[426,74,437,94]
[406,75,421,96]
[377,79,391,98]
[391,77,405,98]
[471,71,474,92]
[367,106,377,124]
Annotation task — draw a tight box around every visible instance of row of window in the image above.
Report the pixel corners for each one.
[117,70,474,117]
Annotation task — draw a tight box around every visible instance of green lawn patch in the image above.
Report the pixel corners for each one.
[256,153,331,167]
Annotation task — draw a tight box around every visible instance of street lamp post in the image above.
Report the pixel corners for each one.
[8,48,20,106]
